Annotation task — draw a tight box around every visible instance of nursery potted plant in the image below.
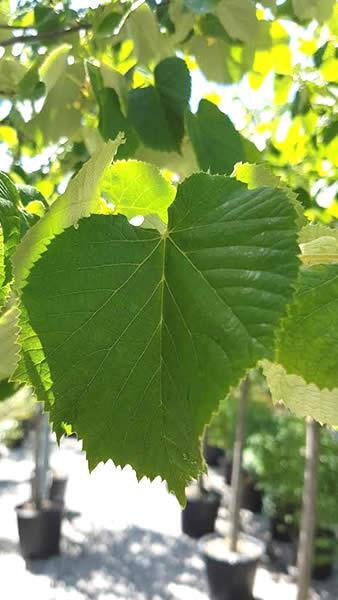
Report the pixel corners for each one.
[247,415,338,580]
[16,408,63,559]
[244,415,303,543]
[200,377,265,600]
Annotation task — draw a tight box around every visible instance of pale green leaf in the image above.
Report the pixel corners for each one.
[0,304,19,382]
[186,99,244,174]
[101,160,176,221]
[261,359,338,427]
[127,3,164,65]
[187,37,231,83]
[24,63,85,144]
[292,0,335,22]
[22,175,299,502]
[0,58,26,95]
[216,0,258,42]
[135,137,198,178]
[39,44,71,94]
[13,137,123,290]
[299,224,338,266]
[169,0,195,43]
[277,263,338,391]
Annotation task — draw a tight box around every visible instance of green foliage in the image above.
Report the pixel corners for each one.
[207,373,275,450]
[246,416,338,528]
[277,264,338,390]
[20,173,298,501]
[187,99,244,174]
[128,57,191,152]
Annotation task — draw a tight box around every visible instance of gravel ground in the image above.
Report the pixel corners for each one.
[0,434,337,600]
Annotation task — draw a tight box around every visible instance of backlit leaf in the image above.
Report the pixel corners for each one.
[277,263,338,390]
[22,174,299,502]
[186,99,244,174]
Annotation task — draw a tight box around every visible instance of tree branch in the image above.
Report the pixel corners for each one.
[0,24,91,47]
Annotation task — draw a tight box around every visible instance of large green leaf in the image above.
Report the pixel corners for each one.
[261,359,338,427]
[13,138,123,290]
[277,263,338,391]
[22,174,299,502]
[186,99,244,174]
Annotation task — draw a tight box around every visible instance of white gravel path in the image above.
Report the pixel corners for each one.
[0,435,336,600]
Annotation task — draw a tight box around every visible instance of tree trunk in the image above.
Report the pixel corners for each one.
[296,418,320,600]
[228,376,249,552]
[32,410,50,509]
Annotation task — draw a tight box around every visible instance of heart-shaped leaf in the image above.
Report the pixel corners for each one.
[22,173,299,502]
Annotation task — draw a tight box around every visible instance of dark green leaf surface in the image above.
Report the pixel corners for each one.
[22,175,299,502]
[186,99,244,174]
[128,57,191,152]
[277,264,338,390]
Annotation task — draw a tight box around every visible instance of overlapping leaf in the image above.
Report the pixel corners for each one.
[261,360,338,427]
[187,99,244,174]
[277,263,338,391]
[0,171,21,286]
[14,138,123,290]
[128,57,191,152]
[88,64,138,159]
[21,173,299,502]
[101,160,176,221]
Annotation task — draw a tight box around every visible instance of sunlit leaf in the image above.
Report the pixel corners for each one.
[21,174,299,502]
[261,359,338,427]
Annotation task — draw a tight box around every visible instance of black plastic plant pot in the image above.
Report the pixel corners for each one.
[270,515,294,542]
[200,533,264,600]
[182,490,221,539]
[241,480,263,514]
[204,444,225,467]
[16,501,62,560]
[312,528,336,580]
[49,475,68,505]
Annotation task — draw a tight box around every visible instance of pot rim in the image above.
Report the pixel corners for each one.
[198,532,265,564]
[16,500,63,516]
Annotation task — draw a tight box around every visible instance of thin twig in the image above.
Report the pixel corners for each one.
[0,24,35,30]
[0,24,91,47]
